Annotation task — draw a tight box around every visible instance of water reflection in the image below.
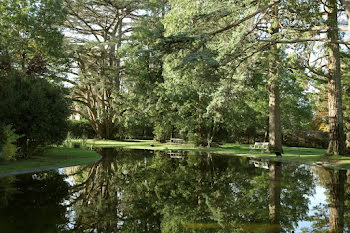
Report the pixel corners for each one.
[310,168,348,233]
[0,171,70,232]
[0,148,349,232]
[66,149,315,232]
[268,162,282,233]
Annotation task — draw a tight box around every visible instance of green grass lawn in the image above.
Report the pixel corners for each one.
[75,139,350,169]
[0,147,101,176]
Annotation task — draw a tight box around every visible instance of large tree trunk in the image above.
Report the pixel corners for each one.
[268,1,282,153]
[269,162,282,233]
[326,0,346,155]
[328,169,346,233]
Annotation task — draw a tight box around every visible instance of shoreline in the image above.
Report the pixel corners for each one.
[1,139,348,177]
[0,147,101,177]
[81,139,350,169]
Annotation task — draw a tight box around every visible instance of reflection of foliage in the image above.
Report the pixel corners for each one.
[0,176,16,207]
[280,165,315,230]
[68,149,315,232]
[0,171,70,232]
[308,203,329,232]
[309,168,348,233]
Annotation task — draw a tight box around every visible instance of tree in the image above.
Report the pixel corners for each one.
[120,0,167,139]
[0,0,71,157]
[326,0,346,155]
[0,0,68,77]
[64,0,146,139]
[266,0,282,153]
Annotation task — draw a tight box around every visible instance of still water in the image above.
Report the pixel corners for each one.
[0,148,349,233]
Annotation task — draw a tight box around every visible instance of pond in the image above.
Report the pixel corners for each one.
[0,148,349,233]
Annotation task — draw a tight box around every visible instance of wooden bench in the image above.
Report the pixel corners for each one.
[249,142,269,152]
[170,138,185,144]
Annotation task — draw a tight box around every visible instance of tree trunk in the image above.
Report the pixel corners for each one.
[269,162,282,233]
[329,169,346,233]
[326,0,346,155]
[268,1,282,153]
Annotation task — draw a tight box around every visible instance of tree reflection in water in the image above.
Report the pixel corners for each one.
[4,148,344,232]
[0,171,70,233]
[67,148,316,232]
[269,162,282,233]
[311,168,347,233]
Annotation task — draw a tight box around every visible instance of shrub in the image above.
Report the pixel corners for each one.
[0,74,71,158]
[0,123,5,153]
[188,133,202,146]
[63,132,73,148]
[1,125,21,161]
[68,120,96,139]
[153,124,172,143]
[283,130,328,149]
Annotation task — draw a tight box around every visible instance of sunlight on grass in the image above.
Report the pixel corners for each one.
[0,147,101,176]
[75,139,350,169]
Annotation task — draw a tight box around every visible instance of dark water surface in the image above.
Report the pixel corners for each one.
[0,148,349,233]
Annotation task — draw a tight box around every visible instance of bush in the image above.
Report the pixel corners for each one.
[68,120,96,139]
[283,130,328,149]
[63,132,73,148]
[188,133,202,146]
[0,74,71,158]
[0,123,5,153]
[153,124,172,143]
[1,125,21,161]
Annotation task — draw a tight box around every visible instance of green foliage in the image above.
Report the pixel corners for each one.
[1,125,21,161]
[0,123,5,152]
[0,0,70,158]
[153,124,172,143]
[187,132,202,146]
[66,148,316,232]
[0,74,71,158]
[64,132,88,149]
[119,1,166,140]
[63,132,73,148]
[0,0,68,77]
[75,135,88,149]
[68,120,96,139]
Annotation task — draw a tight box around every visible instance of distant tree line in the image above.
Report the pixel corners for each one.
[1,0,350,158]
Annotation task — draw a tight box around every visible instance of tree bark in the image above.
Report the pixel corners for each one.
[268,1,283,153]
[326,0,346,155]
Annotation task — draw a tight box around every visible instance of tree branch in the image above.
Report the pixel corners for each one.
[209,1,279,36]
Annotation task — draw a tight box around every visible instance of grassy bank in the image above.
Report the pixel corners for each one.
[75,139,350,169]
[0,147,101,176]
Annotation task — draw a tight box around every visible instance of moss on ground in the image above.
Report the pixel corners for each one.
[0,147,101,176]
[76,139,350,169]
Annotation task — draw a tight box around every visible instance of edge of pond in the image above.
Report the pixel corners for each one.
[1,145,345,178]
[131,147,349,170]
[191,150,348,170]
[0,156,101,178]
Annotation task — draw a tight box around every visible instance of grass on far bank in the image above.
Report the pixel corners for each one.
[75,138,350,169]
[0,147,101,177]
